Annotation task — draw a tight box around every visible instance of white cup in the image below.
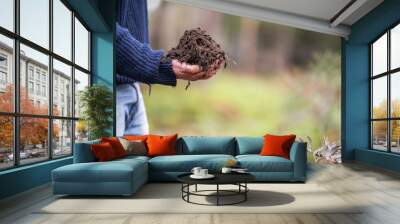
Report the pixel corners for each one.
[221,167,232,174]
[191,167,202,176]
[200,169,208,176]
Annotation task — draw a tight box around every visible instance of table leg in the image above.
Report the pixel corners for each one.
[187,184,190,202]
[245,183,247,201]
[181,184,183,199]
[195,184,198,192]
[217,184,219,206]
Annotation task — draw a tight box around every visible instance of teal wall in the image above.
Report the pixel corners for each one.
[92,33,114,87]
[0,158,72,199]
[342,0,400,171]
[92,32,115,135]
[0,0,116,200]
[355,149,400,172]
[66,0,110,32]
[91,0,116,135]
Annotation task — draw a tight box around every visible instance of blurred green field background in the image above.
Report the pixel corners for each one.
[143,52,340,152]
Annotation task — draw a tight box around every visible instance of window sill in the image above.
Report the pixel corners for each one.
[355,148,400,172]
[0,156,72,176]
[366,148,400,155]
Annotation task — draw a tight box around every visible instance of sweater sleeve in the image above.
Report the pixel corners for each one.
[116,23,177,86]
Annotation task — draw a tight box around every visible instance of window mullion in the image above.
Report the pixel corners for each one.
[88,31,91,74]
[48,0,54,160]
[370,45,373,149]
[13,0,20,167]
[71,10,76,155]
[388,30,391,153]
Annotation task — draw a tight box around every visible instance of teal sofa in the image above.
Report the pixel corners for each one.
[52,136,307,196]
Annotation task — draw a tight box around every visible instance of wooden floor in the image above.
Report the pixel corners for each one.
[1,162,400,224]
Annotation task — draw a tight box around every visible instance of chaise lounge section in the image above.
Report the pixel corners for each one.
[235,137,307,182]
[52,140,149,196]
[52,136,307,196]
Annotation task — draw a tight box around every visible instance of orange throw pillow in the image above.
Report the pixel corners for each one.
[260,134,296,159]
[101,137,126,158]
[146,134,178,157]
[91,142,117,162]
[124,135,148,142]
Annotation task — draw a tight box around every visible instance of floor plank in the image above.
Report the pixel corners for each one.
[1,162,400,224]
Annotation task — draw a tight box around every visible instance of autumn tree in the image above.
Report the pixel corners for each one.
[372,99,400,143]
[372,100,388,140]
[391,100,400,143]
[0,84,60,152]
[75,120,87,142]
[0,85,14,150]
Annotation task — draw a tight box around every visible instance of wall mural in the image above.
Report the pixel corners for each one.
[115,0,341,163]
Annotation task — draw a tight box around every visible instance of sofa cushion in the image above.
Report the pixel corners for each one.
[91,142,118,161]
[124,135,148,142]
[101,137,127,158]
[178,136,236,155]
[236,155,293,172]
[73,140,100,163]
[119,138,147,156]
[116,155,150,163]
[260,134,296,159]
[147,134,178,157]
[53,158,147,183]
[149,154,235,172]
[236,137,263,155]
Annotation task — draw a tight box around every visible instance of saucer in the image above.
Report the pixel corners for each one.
[190,174,215,179]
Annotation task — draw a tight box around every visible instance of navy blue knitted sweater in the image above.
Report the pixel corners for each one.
[116,0,176,86]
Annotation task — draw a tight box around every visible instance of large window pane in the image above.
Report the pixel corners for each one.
[74,18,89,70]
[20,44,49,115]
[20,117,49,165]
[372,121,388,151]
[20,0,49,49]
[74,69,89,118]
[0,116,13,170]
[391,72,400,118]
[391,24,400,70]
[53,119,72,157]
[372,77,387,119]
[75,120,88,143]
[0,34,14,112]
[53,59,72,117]
[53,0,72,60]
[391,120,400,153]
[372,33,387,76]
[0,0,14,31]
[0,0,92,168]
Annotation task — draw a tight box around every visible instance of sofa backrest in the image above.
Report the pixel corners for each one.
[177,136,236,155]
[73,139,100,163]
[235,136,264,155]
[74,136,301,160]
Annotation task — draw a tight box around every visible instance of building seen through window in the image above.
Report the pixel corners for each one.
[0,0,91,170]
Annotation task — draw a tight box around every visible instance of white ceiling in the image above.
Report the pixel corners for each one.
[227,0,352,21]
[165,0,384,38]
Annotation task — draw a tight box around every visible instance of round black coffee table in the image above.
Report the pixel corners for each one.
[177,173,255,206]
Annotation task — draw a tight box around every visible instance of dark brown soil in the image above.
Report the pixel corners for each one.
[162,28,227,89]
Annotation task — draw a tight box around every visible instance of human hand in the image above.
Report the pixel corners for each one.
[204,59,223,78]
[172,59,221,81]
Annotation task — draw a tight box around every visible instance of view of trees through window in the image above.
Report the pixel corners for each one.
[0,0,91,170]
[371,23,400,153]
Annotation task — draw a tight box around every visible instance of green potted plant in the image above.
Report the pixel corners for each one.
[79,84,113,140]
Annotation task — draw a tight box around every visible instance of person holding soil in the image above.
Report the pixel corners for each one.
[116,0,221,136]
